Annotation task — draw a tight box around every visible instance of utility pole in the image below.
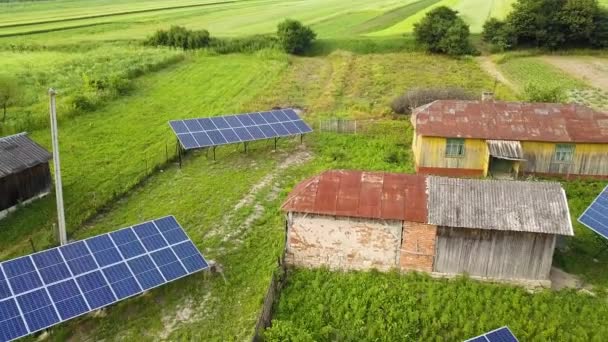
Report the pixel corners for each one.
[49,88,67,245]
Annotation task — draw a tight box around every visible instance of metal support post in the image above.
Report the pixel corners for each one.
[49,89,67,245]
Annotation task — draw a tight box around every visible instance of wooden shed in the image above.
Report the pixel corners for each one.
[0,133,52,217]
[411,100,608,179]
[281,170,574,284]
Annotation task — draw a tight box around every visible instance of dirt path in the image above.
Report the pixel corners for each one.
[205,145,313,244]
[542,56,608,90]
[477,56,517,91]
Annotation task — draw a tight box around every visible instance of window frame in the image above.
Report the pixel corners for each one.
[554,144,575,163]
[445,138,466,158]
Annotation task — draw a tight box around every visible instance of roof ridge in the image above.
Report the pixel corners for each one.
[0,132,28,142]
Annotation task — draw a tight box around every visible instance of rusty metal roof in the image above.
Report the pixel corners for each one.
[412,100,608,143]
[0,133,52,179]
[281,170,428,222]
[427,176,574,236]
[487,140,525,160]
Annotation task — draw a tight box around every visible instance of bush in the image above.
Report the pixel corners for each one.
[482,18,514,52]
[524,83,567,103]
[70,94,96,112]
[484,0,608,50]
[277,19,316,55]
[391,87,476,114]
[413,6,474,55]
[209,35,279,54]
[145,26,210,50]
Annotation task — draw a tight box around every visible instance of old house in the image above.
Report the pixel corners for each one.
[0,133,52,217]
[281,170,573,284]
[411,100,608,178]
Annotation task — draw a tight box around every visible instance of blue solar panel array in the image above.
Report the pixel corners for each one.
[579,185,608,240]
[465,327,518,342]
[169,108,313,150]
[0,216,208,342]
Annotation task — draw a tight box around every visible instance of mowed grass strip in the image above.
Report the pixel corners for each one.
[0,52,288,260]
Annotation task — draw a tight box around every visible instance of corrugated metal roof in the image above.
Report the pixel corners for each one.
[0,133,52,179]
[412,100,608,143]
[281,170,428,222]
[427,176,574,236]
[487,140,525,160]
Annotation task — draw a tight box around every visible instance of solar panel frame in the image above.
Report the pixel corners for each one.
[578,185,608,240]
[169,108,313,150]
[465,326,518,342]
[0,216,208,342]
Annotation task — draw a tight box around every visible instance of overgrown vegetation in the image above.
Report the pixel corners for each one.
[391,87,476,114]
[144,25,211,50]
[413,6,475,56]
[277,19,317,55]
[0,73,21,124]
[266,268,608,341]
[482,0,608,50]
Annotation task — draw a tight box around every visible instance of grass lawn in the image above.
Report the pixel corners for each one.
[0,51,288,260]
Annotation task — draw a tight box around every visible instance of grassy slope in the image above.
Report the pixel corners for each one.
[0,52,288,259]
[267,269,608,341]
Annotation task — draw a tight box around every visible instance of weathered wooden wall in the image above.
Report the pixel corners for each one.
[413,135,488,176]
[286,214,403,271]
[522,142,608,176]
[434,227,556,281]
[0,163,51,211]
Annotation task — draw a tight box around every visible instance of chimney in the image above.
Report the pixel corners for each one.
[482,91,495,102]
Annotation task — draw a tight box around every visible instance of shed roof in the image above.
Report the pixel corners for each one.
[412,100,608,143]
[281,170,428,222]
[0,133,52,179]
[427,176,574,236]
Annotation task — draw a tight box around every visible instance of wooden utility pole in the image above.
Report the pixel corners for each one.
[49,88,67,245]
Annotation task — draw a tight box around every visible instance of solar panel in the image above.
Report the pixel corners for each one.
[578,185,608,240]
[465,326,519,342]
[0,216,208,342]
[169,108,313,150]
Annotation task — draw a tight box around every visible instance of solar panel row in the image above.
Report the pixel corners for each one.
[0,216,207,342]
[465,327,518,342]
[169,108,313,150]
[578,185,608,240]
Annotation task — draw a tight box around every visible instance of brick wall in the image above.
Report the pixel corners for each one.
[400,222,437,272]
[286,213,402,271]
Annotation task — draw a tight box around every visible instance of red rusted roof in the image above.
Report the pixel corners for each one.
[281,170,428,222]
[412,100,608,143]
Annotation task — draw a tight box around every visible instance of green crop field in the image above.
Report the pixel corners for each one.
[0,0,607,340]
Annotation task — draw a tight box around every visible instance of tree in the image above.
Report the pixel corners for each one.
[0,74,20,123]
[524,83,567,103]
[413,6,474,55]
[277,19,316,55]
[490,0,608,49]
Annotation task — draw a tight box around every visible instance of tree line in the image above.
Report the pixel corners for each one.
[144,19,316,55]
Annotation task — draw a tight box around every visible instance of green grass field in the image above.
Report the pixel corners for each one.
[266,269,608,341]
[0,0,607,340]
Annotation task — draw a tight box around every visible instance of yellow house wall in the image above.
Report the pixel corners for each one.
[413,135,489,175]
[521,142,608,176]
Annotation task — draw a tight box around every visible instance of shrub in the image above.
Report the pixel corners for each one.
[0,74,21,123]
[391,87,476,114]
[524,83,567,103]
[145,26,210,50]
[70,94,96,112]
[209,35,279,54]
[277,19,317,55]
[482,18,514,52]
[413,6,474,55]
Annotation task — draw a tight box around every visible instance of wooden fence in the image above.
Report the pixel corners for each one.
[252,253,287,341]
[318,118,358,134]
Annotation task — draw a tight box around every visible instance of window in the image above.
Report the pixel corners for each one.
[554,144,575,162]
[445,138,465,157]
